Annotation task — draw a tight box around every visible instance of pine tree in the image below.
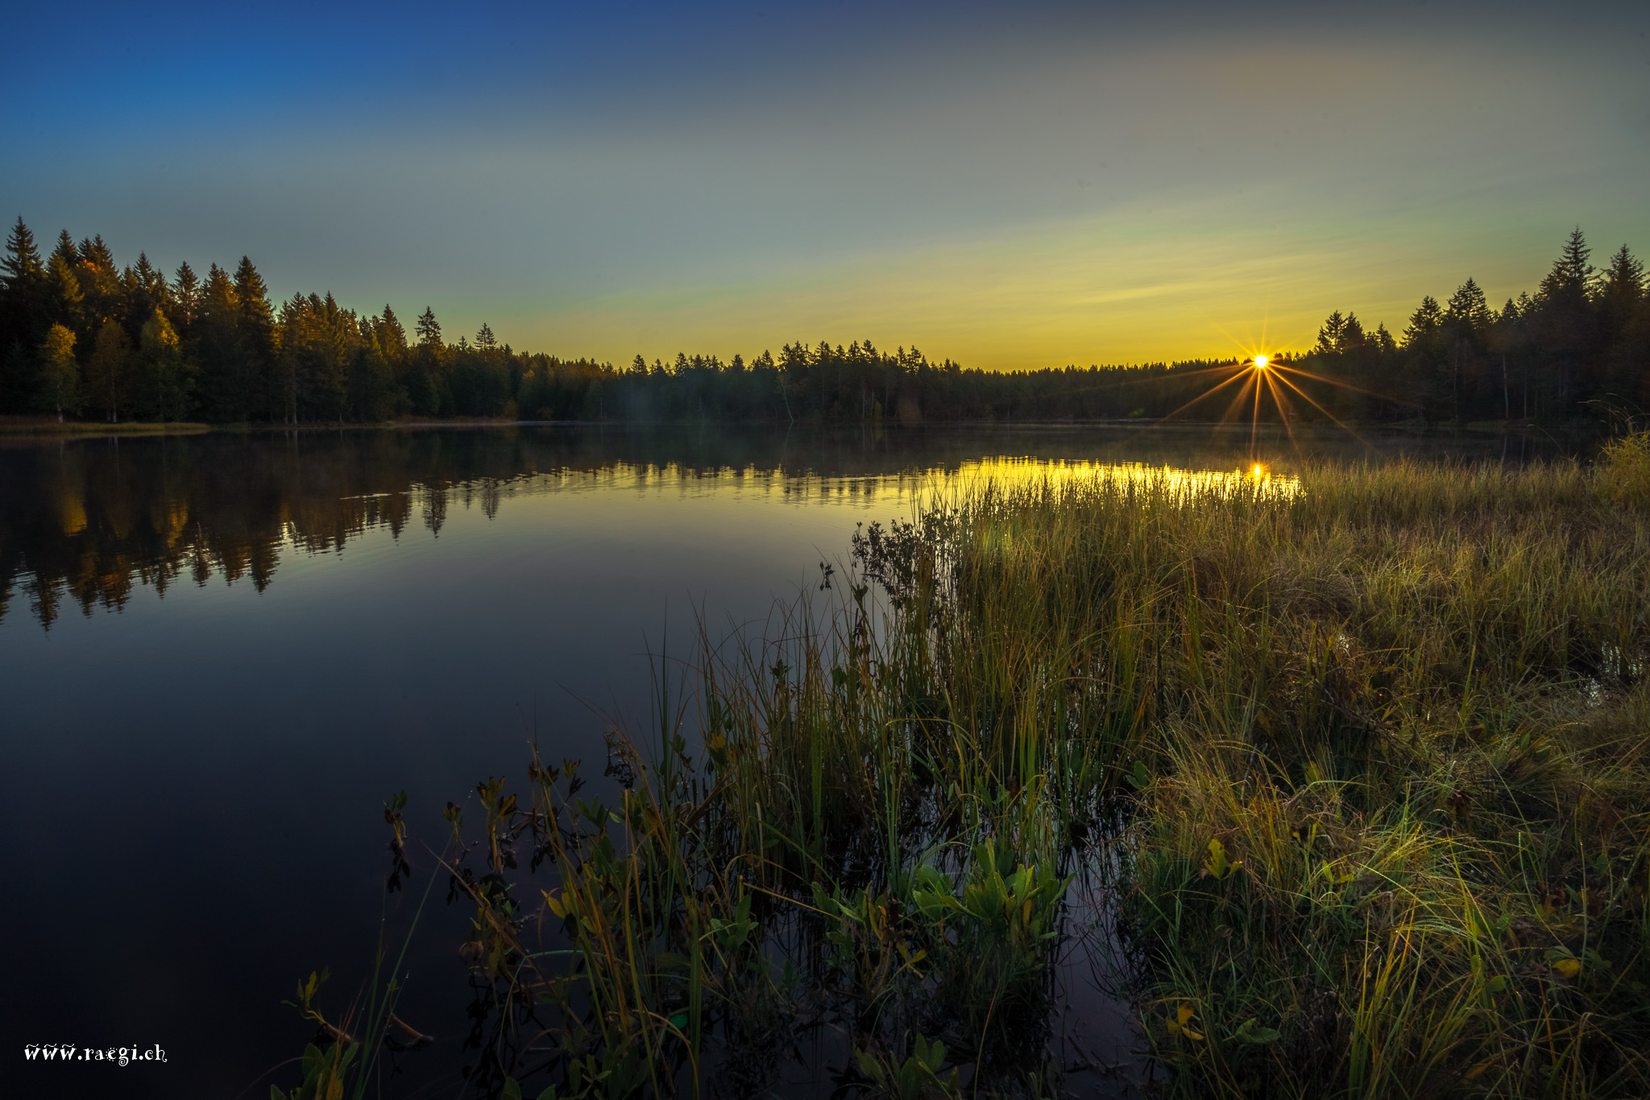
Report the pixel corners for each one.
[1498,291,1531,419]
[50,230,76,270]
[1336,312,1366,352]
[348,330,396,421]
[0,217,47,411]
[275,291,310,424]
[1401,296,1443,347]
[47,252,83,332]
[1400,296,1446,421]
[1598,245,1647,404]
[194,263,244,421]
[1442,278,1494,422]
[375,305,407,361]
[1598,244,1644,331]
[1445,279,1492,330]
[125,252,172,340]
[73,234,122,335]
[233,256,277,420]
[1314,311,1347,355]
[1541,227,1595,300]
[170,261,200,336]
[1533,227,1602,411]
[416,307,441,347]
[410,307,444,415]
[0,216,43,286]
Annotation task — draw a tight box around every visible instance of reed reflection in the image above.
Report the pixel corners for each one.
[0,424,1542,630]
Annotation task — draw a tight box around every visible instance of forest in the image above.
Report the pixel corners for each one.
[1,219,1646,428]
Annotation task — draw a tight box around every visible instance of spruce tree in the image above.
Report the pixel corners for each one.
[1534,227,1602,411]
[233,256,277,420]
[415,307,441,347]
[1598,244,1644,330]
[0,216,43,286]
[411,307,444,415]
[170,260,200,336]
[0,217,47,411]
[1442,279,1494,422]
[1598,245,1647,403]
[194,263,244,421]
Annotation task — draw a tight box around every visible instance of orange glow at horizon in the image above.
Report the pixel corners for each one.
[1150,332,1402,458]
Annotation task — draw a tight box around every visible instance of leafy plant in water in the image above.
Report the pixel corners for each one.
[910,840,1068,1050]
[852,1033,962,1099]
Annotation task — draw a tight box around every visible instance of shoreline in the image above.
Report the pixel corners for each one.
[0,414,1591,441]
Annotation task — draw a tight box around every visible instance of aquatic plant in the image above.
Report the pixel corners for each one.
[323,451,1650,1097]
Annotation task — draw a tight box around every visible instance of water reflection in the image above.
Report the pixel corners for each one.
[6,423,1453,631]
[0,423,1571,1099]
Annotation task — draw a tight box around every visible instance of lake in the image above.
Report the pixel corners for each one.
[0,423,1568,1097]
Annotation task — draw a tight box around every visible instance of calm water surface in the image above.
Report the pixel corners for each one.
[0,424,1562,1097]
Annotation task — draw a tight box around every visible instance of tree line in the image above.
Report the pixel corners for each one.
[1,218,1645,427]
[1299,229,1649,425]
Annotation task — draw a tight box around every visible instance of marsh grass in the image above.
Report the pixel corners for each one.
[383,447,1650,1097]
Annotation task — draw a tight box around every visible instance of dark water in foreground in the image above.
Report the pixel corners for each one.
[0,424,1573,1097]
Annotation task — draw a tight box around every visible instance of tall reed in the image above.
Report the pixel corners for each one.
[395,448,1650,1097]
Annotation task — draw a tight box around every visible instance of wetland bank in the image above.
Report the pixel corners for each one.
[8,0,1650,1092]
[226,427,1646,1100]
[5,424,1647,1098]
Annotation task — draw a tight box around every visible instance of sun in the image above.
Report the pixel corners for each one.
[1154,329,1388,461]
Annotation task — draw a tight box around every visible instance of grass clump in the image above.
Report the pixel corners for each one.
[395,454,1650,1097]
[1596,430,1650,505]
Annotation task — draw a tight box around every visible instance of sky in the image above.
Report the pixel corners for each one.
[5,0,1649,370]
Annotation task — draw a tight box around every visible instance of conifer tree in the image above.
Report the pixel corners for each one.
[1534,227,1601,410]
[73,234,122,337]
[125,252,172,340]
[1442,278,1493,422]
[1401,295,1446,421]
[47,252,84,334]
[1314,311,1347,355]
[0,217,47,410]
[1401,296,1443,347]
[0,216,43,287]
[1598,244,1644,332]
[194,263,244,420]
[416,307,441,348]
[375,306,407,362]
[1598,245,1647,403]
[410,307,445,414]
[170,261,201,337]
[233,256,277,420]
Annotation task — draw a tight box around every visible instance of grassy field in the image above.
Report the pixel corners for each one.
[285,437,1650,1099]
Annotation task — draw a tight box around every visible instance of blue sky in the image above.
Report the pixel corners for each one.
[5,0,1648,367]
